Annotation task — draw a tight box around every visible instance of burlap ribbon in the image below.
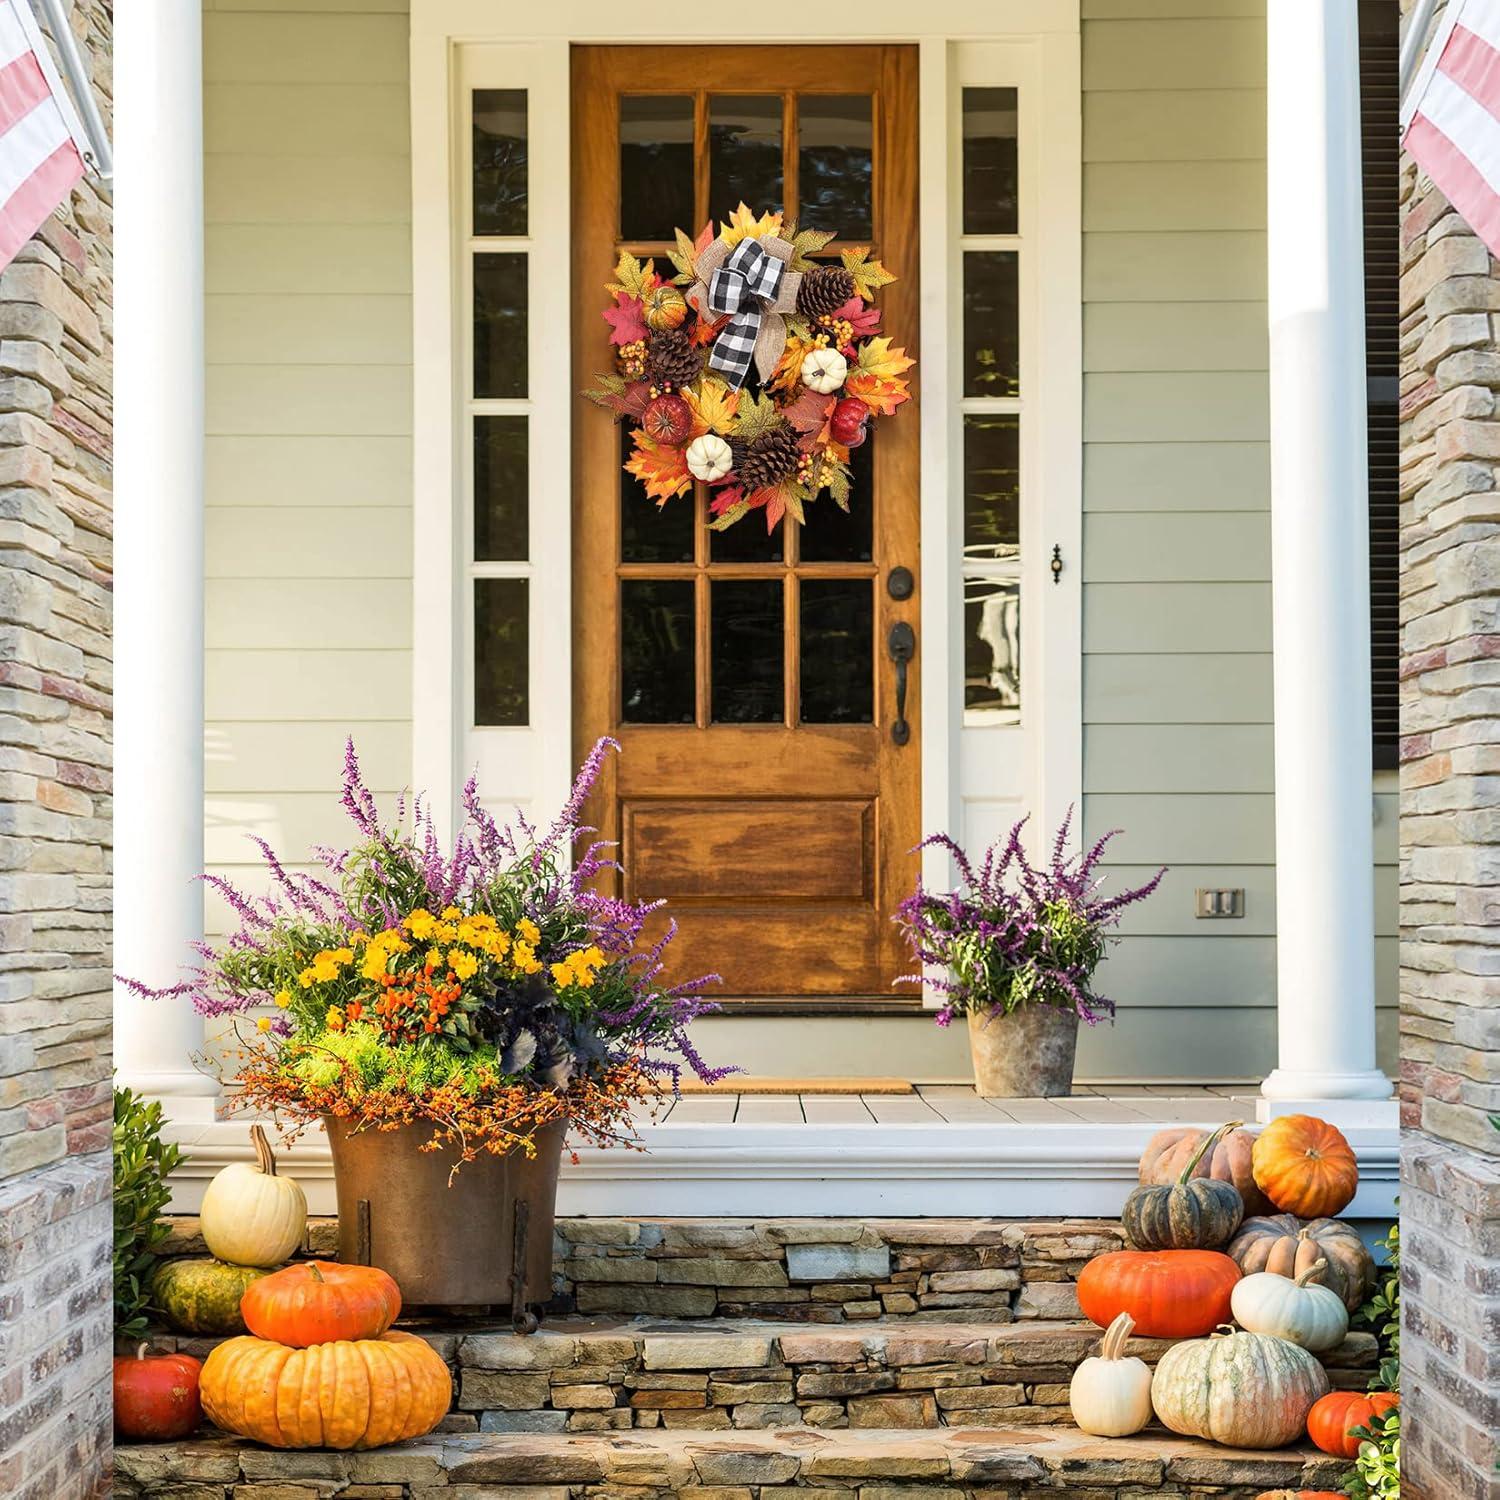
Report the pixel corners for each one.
[689,234,802,389]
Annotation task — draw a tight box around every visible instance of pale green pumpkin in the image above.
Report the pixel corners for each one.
[1151,1326,1330,1449]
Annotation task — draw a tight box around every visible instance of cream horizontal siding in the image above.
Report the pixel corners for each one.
[1078,0,1396,1083]
[203,0,412,926]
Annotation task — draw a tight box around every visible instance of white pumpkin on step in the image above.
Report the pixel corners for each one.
[199,1124,307,1268]
[1230,1258,1350,1353]
[1069,1311,1153,1437]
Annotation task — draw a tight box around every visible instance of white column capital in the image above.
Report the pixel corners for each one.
[1262,0,1391,1107]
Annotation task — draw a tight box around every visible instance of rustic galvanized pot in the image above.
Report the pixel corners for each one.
[323,1115,565,1329]
[967,1004,1079,1097]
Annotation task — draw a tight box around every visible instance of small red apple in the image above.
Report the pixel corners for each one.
[641,394,694,446]
[829,397,869,447]
[114,1344,202,1442]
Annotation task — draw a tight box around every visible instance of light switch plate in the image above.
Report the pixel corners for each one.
[1195,887,1245,918]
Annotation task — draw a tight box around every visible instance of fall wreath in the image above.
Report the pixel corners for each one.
[585,203,915,533]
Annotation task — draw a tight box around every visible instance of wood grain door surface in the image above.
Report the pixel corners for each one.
[572,46,920,1006]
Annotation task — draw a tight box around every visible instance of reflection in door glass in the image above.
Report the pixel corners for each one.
[963,415,1020,563]
[472,89,527,236]
[473,253,527,399]
[798,95,873,240]
[801,435,873,562]
[963,251,1019,398]
[473,415,528,562]
[621,579,696,723]
[964,577,1019,715]
[474,578,529,725]
[619,96,695,242]
[709,96,783,226]
[621,427,694,563]
[962,87,1019,236]
[711,580,784,723]
[800,579,873,723]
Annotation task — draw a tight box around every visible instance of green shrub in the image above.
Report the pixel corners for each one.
[1345,1219,1399,1499]
[113,1086,182,1340]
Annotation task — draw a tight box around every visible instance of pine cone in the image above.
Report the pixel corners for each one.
[796,265,856,320]
[645,327,702,390]
[734,424,801,492]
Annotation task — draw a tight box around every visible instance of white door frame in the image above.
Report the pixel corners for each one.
[409,5,1082,877]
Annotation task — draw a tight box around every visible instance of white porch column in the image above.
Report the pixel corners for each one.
[111,0,217,1117]
[1261,0,1391,1107]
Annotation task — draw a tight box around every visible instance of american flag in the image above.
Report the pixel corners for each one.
[0,0,85,272]
[1404,0,1500,256]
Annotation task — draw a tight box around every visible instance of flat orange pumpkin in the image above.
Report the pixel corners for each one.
[240,1261,402,1348]
[199,1330,451,1450]
[1251,1114,1358,1218]
[1076,1249,1241,1339]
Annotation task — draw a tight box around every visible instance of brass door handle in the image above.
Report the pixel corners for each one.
[888,621,915,745]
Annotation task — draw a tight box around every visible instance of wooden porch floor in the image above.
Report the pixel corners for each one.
[646,1083,1258,1127]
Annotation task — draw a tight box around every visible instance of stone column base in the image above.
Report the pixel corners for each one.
[1402,1131,1500,1499]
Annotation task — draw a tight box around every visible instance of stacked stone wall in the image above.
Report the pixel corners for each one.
[0,3,113,1497]
[1399,91,1500,1500]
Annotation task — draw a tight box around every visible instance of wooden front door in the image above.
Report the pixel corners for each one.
[572,45,920,1005]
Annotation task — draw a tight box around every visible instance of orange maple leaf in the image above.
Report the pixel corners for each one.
[625,429,692,504]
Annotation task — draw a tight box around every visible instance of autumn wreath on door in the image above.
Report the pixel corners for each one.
[585,203,915,533]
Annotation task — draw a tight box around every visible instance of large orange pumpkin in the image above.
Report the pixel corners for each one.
[1139,1123,1271,1216]
[200,1330,451,1449]
[1076,1249,1241,1339]
[1306,1389,1400,1458]
[240,1261,401,1348]
[1251,1114,1359,1218]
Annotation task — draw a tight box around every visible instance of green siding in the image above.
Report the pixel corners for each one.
[1082,0,1396,1080]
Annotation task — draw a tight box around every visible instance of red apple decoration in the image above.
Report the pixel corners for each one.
[830,397,869,447]
[114,1344,203,1441]
[642,393,694,446]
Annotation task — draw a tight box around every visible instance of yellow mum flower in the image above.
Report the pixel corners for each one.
[256,1015,273,1033]
[298,969,315,988]
[406,909,437,939]
[549,961,573,987]
[274,990,291,1008]
[449,949,478,981]
[517,917,540,944]
[326,1006,345,1032]
[441,906,462,921]
[512,940,541,974]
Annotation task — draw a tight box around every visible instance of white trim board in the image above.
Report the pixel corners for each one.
[163,1115,1397,1220]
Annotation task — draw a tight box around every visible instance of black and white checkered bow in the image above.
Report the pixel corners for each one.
[706,239,787,390]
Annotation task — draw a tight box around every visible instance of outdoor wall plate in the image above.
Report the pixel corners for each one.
[1195,888,1246,918]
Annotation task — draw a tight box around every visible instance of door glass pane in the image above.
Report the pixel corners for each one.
[962,87,1018,235]
[474,578,528,725]
[800,579,873,724]
[473,253,527,398]
[472,89,527,236]
[620,95,694,241]
[963,414,1020,563]
[474,416,527,562]
[965,576,1020,715]
[711,514,784,563]
[711,579,783,723]
[963,251,1019,398]
[798,94,873,240]
[622,427,694,563]
[800,435,873,562]
[621,579,696,724]
[710,95,783,226]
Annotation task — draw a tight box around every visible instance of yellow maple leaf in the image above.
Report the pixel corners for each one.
[685,377,740,436]
[841,245,898,301]
[720,202,785,247]
[856,337,916,382]
[624,430,692,504]
[607,252,656,300]
[769,335,817,397]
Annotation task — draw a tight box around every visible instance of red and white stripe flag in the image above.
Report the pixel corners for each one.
[0,0,84,272]
[1404,0,1500,256]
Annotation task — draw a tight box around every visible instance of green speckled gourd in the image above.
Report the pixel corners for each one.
[151,1257,274,1336]
[1121,1120,1245,1250]
[1151,1325,1330,1449]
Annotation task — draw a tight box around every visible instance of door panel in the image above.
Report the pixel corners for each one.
[572,44,920,1005]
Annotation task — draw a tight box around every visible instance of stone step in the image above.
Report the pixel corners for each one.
[113,1424,1352,1498]
[155,1315,1380,1436]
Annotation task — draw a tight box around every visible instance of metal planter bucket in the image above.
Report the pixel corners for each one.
[323,1115,565,1330]
[967,1004,1080,1097]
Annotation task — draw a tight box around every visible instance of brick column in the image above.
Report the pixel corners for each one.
[1399,128,1500,1499]
[0,3,114,1495]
